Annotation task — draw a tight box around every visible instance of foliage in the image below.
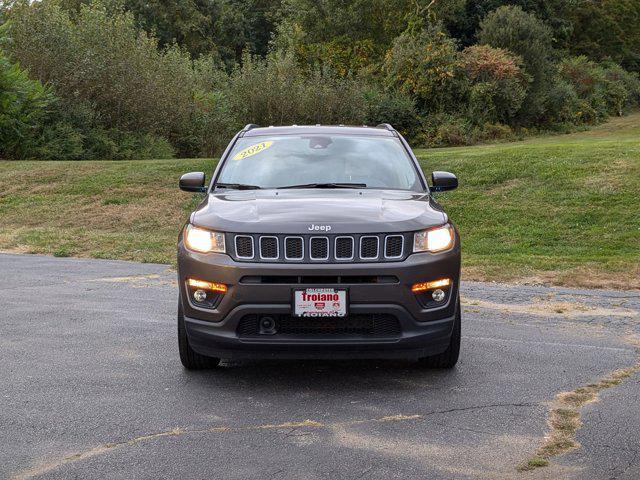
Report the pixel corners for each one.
[560,0,640,73]
[459,44,530,123]
[0,51,51,158]
[224,51,370,126]
[383,24,461,113]
[417,113,514,148]
[2,0,640,159]
[477,5,554,122]
[273,0,410,71]
[557,56,640,124]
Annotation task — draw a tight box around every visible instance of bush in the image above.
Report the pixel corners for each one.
[557,56,631,122]
[224,51,370,126]
[383,24,462,113]
[363,88,420,140]
[460,45,530,124]
[417,113,514,148]
[477,5,554,122]
[543,79,582,125]
[5,1,197,156]
[0,51,51,159]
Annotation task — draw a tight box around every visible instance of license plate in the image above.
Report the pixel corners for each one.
[293,288,347,317]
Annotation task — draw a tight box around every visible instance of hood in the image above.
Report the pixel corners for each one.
[191,189,447,234]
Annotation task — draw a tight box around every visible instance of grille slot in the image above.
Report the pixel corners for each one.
[310,237,329,260]
[235,235,254,259]
[259,236,279,259]
[284,237,303,260]
[384,235,404,258]
[334,236,354,260]
[237,314,401,337]
[359,236,379,259]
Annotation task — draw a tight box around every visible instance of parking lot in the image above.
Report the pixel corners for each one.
[2,253,639,479]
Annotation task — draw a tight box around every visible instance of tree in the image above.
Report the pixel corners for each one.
[459,44,530,123]
[477,5,554,122]
[560,0,640,73]
[383,23,461,113]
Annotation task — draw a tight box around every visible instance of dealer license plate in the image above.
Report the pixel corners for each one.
[293,288,347,317]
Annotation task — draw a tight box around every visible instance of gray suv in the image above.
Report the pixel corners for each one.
[177,124,460,369]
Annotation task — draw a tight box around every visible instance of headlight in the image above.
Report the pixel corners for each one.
[184,224,225,253]
[413,224,454,253]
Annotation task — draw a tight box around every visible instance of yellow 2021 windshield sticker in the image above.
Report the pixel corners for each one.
[232,141,274,160]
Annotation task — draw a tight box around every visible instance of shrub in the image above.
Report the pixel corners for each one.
[416,113,514,148]
[477,5,554,122]
[5,1,197,156]
[602,62,640,114]
[363,88,420,140]
[543,79,582,125]
[224,51,370,126]
[556,56,635,122]
[383,24,462,113]
[460,45,530,124]
[0,51,51,159]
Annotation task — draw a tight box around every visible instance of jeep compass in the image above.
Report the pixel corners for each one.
[177,124,460,369]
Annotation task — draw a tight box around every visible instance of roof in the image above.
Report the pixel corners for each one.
[242,125,396,137]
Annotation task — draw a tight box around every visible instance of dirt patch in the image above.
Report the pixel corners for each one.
[90,274,176,288]
[518,340,640,472]
[461,296,638,319]
[11,413,420,480]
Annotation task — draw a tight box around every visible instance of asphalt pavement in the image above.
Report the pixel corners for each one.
[1,253,639,479]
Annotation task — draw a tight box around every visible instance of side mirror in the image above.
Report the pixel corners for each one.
[431,171,458,192]
[179,172,206,192]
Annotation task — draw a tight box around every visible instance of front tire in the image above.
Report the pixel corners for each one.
[417,295,461,369]
[178,299,220,370]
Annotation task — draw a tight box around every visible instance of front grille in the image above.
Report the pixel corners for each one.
[310,237,329,260]
[335,237,354,259]
[235,236,254,258]
[259,236,278,259]
[360,236,379,259]
[385,235,403,258]
[285,237,303,260]
[230,233,408,263]
[237,314,401,337]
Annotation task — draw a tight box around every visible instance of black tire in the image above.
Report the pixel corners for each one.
[178,299,220,370]
[417,295,461,369]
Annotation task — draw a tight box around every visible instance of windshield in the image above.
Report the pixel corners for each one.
[216,134,423,191]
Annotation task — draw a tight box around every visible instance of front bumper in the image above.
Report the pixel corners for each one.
[177,242,460,359]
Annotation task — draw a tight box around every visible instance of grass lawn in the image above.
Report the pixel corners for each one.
[1,114,638,288]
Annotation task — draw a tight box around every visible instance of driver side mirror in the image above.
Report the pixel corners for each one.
[431,171,458,192]
[179,172,206,192]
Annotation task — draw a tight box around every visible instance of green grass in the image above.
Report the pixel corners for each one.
[0,114,638,288]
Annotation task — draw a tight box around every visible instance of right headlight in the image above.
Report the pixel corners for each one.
[413,224,455,253]
[184,224,226,254]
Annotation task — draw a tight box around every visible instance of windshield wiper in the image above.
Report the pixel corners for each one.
[215,182,262,190]
[278,182,367,189]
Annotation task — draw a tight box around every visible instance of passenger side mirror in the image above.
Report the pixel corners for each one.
[179,172,206,192]
[431,171,458,192]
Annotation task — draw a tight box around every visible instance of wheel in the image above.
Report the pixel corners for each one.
[417,295,461,369]
[178,298,220,370]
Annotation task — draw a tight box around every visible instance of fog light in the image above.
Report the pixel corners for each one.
[432,289,446,302]
[187,278,227,293]
[193,289,207,302]
[411,278,451,293]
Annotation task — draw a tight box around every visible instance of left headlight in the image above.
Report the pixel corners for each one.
[413,224,455,253]
[184,224,226,253]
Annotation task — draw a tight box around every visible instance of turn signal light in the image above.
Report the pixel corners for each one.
[411,278,451,293]
[187,278,227,293]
